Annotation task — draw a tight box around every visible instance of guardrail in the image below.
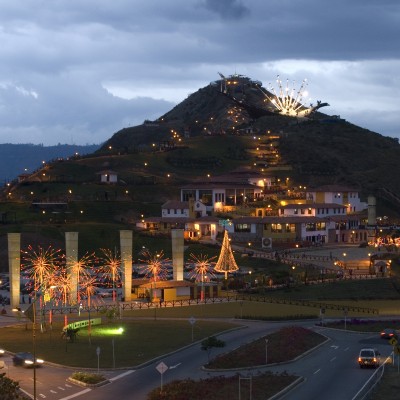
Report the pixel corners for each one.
[31,293,379,316]
[351,355,392,400]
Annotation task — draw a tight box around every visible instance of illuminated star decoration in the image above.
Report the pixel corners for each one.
[260,75,329,118]
[188,253,216,301]
[99,248,122,302]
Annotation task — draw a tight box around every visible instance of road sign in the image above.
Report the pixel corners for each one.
[156,361,168,374]
[189,316,196,325]
[389,337,398,347]
[96,346,101,356]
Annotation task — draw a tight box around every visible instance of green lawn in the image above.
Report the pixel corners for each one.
[0,319,238,369]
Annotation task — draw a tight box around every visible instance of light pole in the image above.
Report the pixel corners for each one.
[32,289,37,400]
[112,338,115,369]
[265,339,268,365]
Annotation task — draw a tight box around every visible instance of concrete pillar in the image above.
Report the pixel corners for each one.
[7,233,21,309]
[120,230,133,301]
[65,232,78,304]
[171,229,184,281]
[368,195,376,226]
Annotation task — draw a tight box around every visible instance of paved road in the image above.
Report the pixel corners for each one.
[273,327,393,400]
[5,317,392,400]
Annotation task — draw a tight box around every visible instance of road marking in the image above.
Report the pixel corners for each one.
[313,369,320,374]
[330,345,339,349]
[39,394,46,398]
[58,386,66,390]
[330,357,336,362]
[50,389,57,393]
[344,347,349,351]
[59,388,91,400]
[65,384,72,387]
[109,370,135,382]
[170,363,182,369]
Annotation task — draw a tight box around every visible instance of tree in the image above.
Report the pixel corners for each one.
[0,373,26,399]
[201,336,225,364]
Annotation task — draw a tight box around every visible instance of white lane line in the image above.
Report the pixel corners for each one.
[58,386,65,390]
[314,369,320,374]
[59,388,92,400]
[50,389,57,393]
[109,370,135,382]
[170,363,182,369]
[344,347,350,351]
[330,357,336,362]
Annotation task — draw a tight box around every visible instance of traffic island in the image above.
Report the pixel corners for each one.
[68,371,109,388]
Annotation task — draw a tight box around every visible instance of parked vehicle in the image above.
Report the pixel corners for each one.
[12,352,44,367]
[358,348,380,368]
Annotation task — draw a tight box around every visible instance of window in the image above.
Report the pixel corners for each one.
[226,189,235,206]
[294,209,298,214]
[285,224,295,233]
[308,208,312,215]
[199,190,212,206]
[306,222,326,231]
[182,190,196,201]
[271,223,283,233]
[235,223,251,232]
[300,208,305,215]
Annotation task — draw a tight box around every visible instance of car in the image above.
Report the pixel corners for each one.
[12,352,44,367]
[358,348,380,368]
[380,328,398,339]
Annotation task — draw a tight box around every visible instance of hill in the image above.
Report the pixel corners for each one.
[0,143,100,182]
[95,75,400,209]
[1,73,400,235]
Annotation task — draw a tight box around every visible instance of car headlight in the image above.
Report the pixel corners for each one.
[36,358,44,364]
[0,349,5,354]
[25,360,34,365]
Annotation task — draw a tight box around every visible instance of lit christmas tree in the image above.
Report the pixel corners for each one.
[214,230,239,279]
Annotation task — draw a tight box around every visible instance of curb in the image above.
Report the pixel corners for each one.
[67,376,110,388]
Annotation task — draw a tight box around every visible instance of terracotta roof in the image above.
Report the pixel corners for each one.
[141,215,363,225]
[283,203,345,209]
[324,215,364,222]
[307,185,360,192]
[162,200,189,209]
[138,216,219,223]
[96,170,118,175]
[181,182,260,190]
[232,216,340,224]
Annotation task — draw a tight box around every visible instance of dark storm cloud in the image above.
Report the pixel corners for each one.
[0,0,398,144]
[202,0,250,20]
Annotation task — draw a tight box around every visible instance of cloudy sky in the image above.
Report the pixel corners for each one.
[0,0,399,145]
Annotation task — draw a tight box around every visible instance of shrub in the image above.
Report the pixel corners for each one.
[71,372,106,384]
